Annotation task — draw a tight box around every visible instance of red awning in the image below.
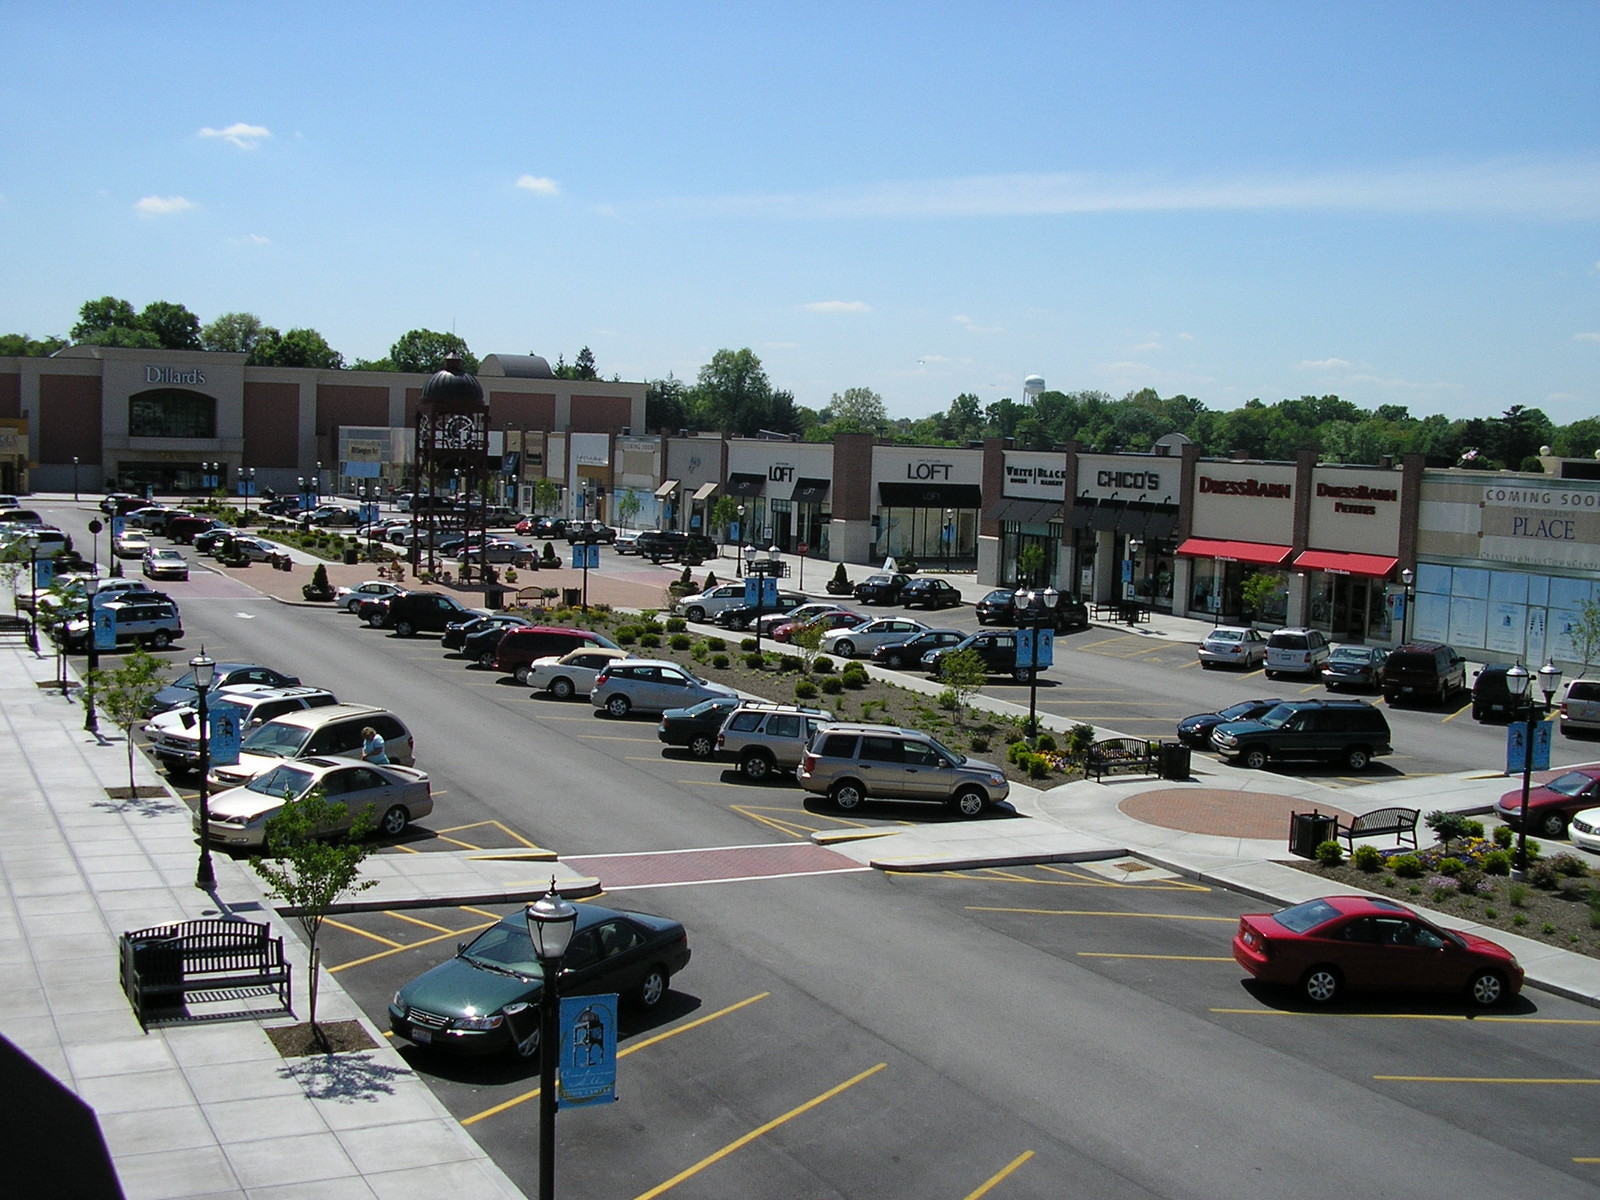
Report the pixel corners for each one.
[1293,550,1399,577]
[1175,537,1292,566]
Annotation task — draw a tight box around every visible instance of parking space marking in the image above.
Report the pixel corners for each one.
[329,915,498,973]
[633,1062,888,1200]
[1375,1075,1600,1085]
[1080,952,1233,962]
[581,733,658,743]
[462,992,770,1126]
[968,906,1235,923]
[965,1150,1035,1200]
[322,918,404,948]
[1212,1009,1600,1025]
[388,911,457,934]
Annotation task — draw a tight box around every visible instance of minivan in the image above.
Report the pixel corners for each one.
[1380,642,1466,706]
[207,703,415,790]
[1264,628,1330,679]
[495,626,621,684]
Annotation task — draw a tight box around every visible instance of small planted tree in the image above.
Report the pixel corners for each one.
[251,791,378,1051]
[792,621,826,672]
[937,649,987,722]
[1240,571,1280,622]
[1016,544,1046,586]
[615,490,642,530]
[90,647,170,793]
[1567,598,1600,675]
[532,476,559,515]
[711,494,740,542]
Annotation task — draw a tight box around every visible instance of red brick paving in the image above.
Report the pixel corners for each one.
[1121,788,1356,840]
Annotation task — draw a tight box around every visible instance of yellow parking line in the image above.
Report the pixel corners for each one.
[1376,1075,1600,1085]
[462,993,770,1126]
[323,918,403,948]
[1212,1009,1600,1025]
[968,906,1235,922]
[965,1150,1034,1199]
[1035,863,1210,892]
[330,919,496,972]
[1080,952,1233,961]
[388,911,457,934]
[634,1063,887,1200]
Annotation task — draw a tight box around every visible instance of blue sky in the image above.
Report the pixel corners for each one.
[2,2,1596,425]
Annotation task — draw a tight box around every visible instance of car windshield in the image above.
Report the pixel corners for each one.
[1330,648,1369,663]
[461,923,546,978]
[1255,704,1296,729]
[926,734,964,764]
[1547,771,1595,797]
[589,632,621,650]
[686,699,730,716]
[1218,700,1264,720]
[245,763,317,799]
[240,722,312,757]
[1209,630,1243,643]
[1273,898,1342,933]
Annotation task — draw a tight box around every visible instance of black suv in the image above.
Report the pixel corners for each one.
[1210,699,1392,772]
[1470,664,1517,723]
[371,591,482,637]
[922,629,1042,683]
[634,530,716,564]
[1380,642,1466,706]
[853,573,910,605]
[972,587,1088,631]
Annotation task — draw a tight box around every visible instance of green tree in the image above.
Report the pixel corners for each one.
[1567,598,1600,675]
[201,311,267,354]
[647,375,689,432]
[824,387,888,434]
[615,489,642,529]
[0,332,67,357]
[71,296,141,342]
[388,329,477,374]
[711,495,741,543]
[694,348,773,436]
[937,648,987,722]
[253,327,344,369]
[88,647,170,793]
[531,476,559,514]
[1240,571,1281,621]
[792,621,826,672]
[138,301,202,350]
[554,346,599,380]
[250,790,378,1049]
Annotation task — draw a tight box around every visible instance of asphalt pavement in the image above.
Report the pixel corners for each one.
[5,505,1600,1198]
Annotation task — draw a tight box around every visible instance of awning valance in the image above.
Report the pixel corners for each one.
[1176,537,1293,566]
[654,479,680,499]
[1293,550,1399,577]
[790,477,831,504]
[877,481,984,508]
[987,497,1063,525]
[726,473,766,498]
[691,481,719,502]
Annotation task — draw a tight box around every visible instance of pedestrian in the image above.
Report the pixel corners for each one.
[361,726,389,765]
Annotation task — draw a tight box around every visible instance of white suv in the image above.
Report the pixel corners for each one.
[1560,679,1600,739]
[673,584,749,622]
[715,703,835,780]
[1264,627,1330,679]
[143,685,339,774]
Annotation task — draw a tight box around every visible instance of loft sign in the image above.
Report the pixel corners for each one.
[907,462,952,480]
[144,365,206,385]
[768,464,795,482]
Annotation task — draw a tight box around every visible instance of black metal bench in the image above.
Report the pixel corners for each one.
[1338,806,1420,852]
[118,918,293,1030]
[0,613,34,648]
[1085,737,1159,780]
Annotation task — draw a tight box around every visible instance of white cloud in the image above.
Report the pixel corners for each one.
[1574,332,1600,343]
[803,300,870,313]
[1131,341,1163,353]
[516,175,560,195]
[663,157,1600,221]
[1297,357,1354,370]
[198,123,271,150]
[953,314,1004,335]
[228,233,270,246]
[134,195,195,217]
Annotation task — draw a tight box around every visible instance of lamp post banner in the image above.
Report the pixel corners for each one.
[209,709,242,766]
[1016,627,1054,670]
[744,577,778,607]
[1506,720,1551,774]
[571,544,600,570]
[558,994,618,1108]
[92,608,117,652]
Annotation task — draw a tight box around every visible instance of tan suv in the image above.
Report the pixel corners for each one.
[796,723,1010,817]
[208,703,415,789]
[714,703,835,781]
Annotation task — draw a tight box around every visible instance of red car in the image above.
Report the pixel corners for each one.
[1493,767,1600,839]
[1232,895,1522,1007]
[770,610,864,644]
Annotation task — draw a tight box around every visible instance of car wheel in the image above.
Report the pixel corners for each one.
[1200,661,1213,670]
[366,613,383,627]
[1013,667,1033,684]
[1242,747,1269,770]
[951,786,986,818]
[149,631,171,649]
[1536,810,1568,839]
[686,606,706,622]
[549,677,575,701]
[510,1017,540,1060]
[380,805,409,838]
[688,733,715,759]
[344,599,359,613]
[740,752,773,781]
[884,651,903,668]
[1302,966,1341,1004]
[834,639,856,657]
[1263,670,1277,680]
[478,649,497,667]
[1467,969,1508,1008]
[1344,746,1371,771]
[830,780,865,811]
[395,620,416,637]
[514,665,532,685]
[637,965,670,1009]
[606,695,632,718]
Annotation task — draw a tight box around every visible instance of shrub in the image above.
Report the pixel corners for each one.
[1352,844,1384,873]
[1481,849,1512,876]
[1034,732,1058,752]
[970,735,990,753]
[811,656,835,674]
[820,676,844,695]
[1528,861,1561,890]
[701,571,719,589]
[1007,741,1032,766]
[1436,856,1465,877]
[669,633,692,651]
[1462,819,1485,839]
[794,679,819,700]
[639,633,661,649]
[616,631,637,646]
[712,654,730,669]
[1390,853,1424,878]
[740,638,757,652]
[938,688,961,711]
[743,652,766,670]
[665,617,688,633]
[690,643,709,662]
[1066,724,1096,759]
[1507,881,1529,907]
[1456,868,1486,896]
[1314,840,1345,867]
[706,637,728,652]
[1549,852,1589,877]
[1492,825,1515,849]
[1028,755,1050,780]
[829,562,849,590]
[1426,810,1471,849]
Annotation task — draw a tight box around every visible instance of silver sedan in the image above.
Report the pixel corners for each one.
[197,755,433,849]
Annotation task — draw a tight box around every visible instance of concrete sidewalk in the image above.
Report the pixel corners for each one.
[4,521,1600,1198]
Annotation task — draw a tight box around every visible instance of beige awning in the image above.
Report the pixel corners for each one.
[691,481,719,501]
[654,479,680,499]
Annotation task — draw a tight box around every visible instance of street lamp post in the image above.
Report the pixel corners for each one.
[315,461,323,507]
[87,518,102,574]
[191,649,218,891]
[1399,567,1415,645]
[82,575,99,735]
[1013,586,1059,743]
[73,456,80,502]
[944,508,953,571]
[735,505,746,576]
[1506,659,1563,873]
[242,467,256,524]
[524,880,578,1200]
[746,544,785,658]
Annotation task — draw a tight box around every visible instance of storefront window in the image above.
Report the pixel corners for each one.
[1000,525,1061,586]
[128,389,216,439]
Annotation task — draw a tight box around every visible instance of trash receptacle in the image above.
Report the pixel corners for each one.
[1288,810,1338,859]
[1159,741,1191,780]
[484,585,506,609]
[342,546,358,565]
[562,587,582,607]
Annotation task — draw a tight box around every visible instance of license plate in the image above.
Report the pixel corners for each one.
[411,1027,432,1044]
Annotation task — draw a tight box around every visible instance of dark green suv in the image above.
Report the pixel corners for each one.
[1210,699,1392,772]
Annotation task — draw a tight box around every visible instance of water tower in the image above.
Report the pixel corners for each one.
[1023,375,1046,401]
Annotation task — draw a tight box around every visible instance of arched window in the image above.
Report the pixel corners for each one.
[129,389,216,439]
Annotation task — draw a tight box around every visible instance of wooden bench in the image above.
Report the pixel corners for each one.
[1338,806,1420,852]
[1085,736,1159,780]
[118,918,292,1030]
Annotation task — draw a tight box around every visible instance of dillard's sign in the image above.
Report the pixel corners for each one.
[144,365,205,386]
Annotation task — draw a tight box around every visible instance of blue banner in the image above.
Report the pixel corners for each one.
[111,516,126,539]
[571,544,600,570]
[208,707,242,766]
[92,607,117,651]
[1015,627,1054,670]
[743,577,778,607]
[33,559,55,590]
[1505,719,1552,774]
[557,994,618,1108]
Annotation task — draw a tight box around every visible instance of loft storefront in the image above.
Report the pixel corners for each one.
[724,441,835,555]
[1413,472,1600,667]
[873,446,981,566]
[1068,454,1180,608]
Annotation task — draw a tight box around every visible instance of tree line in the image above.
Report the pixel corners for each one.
[4,295,1595,469]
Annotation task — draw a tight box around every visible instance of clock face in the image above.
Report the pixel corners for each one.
[432,411,481,451]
